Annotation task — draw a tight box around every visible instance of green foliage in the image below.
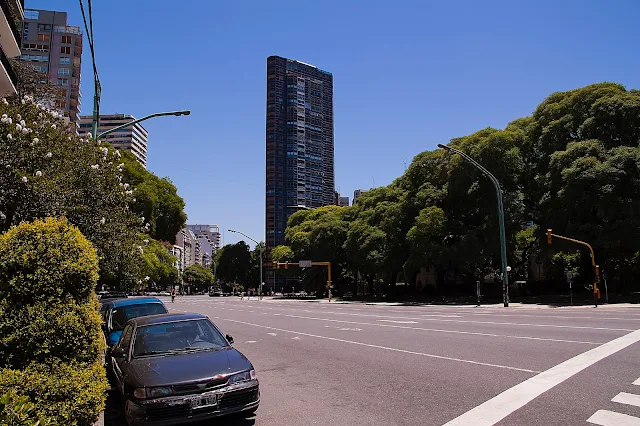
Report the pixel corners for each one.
[140,237,178,290]
[120,151,187,244]
[215,241,252,285]
[282,82,640,295]
[0,95,144,290]
[550,251,582,284]
[0,218,107,425]
[183,264,214,292]
[0,389,52,426]
[0,361,107,426]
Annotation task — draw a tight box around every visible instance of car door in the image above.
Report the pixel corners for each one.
[112,324,134,394]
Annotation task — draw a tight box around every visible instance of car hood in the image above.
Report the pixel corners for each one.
[125,347,252,387]
[107,330,123,346]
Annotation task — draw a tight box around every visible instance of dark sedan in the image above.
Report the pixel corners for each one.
[110,313,259,426]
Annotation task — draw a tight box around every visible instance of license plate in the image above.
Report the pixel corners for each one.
[191,394,218,409]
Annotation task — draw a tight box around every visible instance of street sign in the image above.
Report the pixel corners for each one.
[566,272,573,281]
[299,260,312,268]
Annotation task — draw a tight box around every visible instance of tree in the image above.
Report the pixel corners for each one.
[140,238,178,290]
[214,241,252,288]
[183,264,214,293]
[10,59,66,108]
[120,151,187,243]
[0,95,144,290]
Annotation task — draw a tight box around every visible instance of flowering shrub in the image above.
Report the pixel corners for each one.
[0,95,146,289]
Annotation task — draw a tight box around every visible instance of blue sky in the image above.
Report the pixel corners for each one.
[28,0,640,248]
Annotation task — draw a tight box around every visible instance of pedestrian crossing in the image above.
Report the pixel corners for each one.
[587,376,640,425]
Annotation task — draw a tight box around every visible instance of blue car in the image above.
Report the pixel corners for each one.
[102,297,168,347]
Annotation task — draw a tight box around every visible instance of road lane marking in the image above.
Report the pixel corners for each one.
[285,315,602,345]
[443,329,640,426]
[266,332,277,336]
[221,318,538,373]
[378,320,418,324]
[587,410,640,425]
[245,341,257,344]
[634,377,640,386]
[612,392,640,408]
[291,337,300,340]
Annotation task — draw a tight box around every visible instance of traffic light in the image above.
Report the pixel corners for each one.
[595,265,600,283]
[547,229,552,245]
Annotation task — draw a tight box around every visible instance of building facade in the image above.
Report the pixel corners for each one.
[339,196,349,207]
[21,9,81,127]
[78,114,149,167]
[353,189,367,204]
[265,56,334,256]
[186,224,221,252]
[0,0,23,96]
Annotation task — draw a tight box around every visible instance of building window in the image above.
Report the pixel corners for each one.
[61,35,72,44]
[21,54,49,62]
[37,33,50,41]
[60,46,71,54]
[33,65,48,73]
[58,68,70,76]
[59,57,70,65]
[24,10,39,20]
[23,43,49,51]
[37,23,51,31]
[57,78,68,87]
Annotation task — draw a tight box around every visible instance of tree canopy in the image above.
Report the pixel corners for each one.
[273,83,640,298]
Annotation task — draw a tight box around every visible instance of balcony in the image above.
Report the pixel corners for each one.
[0,0,23,58]
[0,45,16,95]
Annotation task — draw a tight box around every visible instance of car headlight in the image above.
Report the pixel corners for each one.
[133,387,173,399]
[229,369,256,384]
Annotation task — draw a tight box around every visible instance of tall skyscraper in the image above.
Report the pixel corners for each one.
[0,0,24,96]
[21,9,82,128]
[78,114,149,167]
[265,56,334,255]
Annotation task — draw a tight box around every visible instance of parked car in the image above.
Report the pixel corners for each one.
[99,291,128,300]
[209,290,223,297]
[102,297,168,348]
[110,313,259,425]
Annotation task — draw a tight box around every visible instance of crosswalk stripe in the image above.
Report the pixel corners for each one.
[587,410,640,426]
[612,392,640,408]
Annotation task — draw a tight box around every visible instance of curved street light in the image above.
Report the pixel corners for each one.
[228,229,264,300]
[437,143,509,307]
[96,110,191,139]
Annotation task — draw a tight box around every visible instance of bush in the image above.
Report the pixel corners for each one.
[0,218,106,425]
[0,389,52,426]
[0,361,107,426]
[0,217,99,304]
[0,295,104,369]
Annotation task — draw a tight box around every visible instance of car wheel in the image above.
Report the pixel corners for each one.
[123,399,137,426]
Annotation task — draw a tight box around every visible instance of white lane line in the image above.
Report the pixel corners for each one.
[285,314,602,345]
[291,337,300,340]
[612,392,640,408]
[379,320,418,324]
[245,341,257,344]
[587,410,640,425]
[222,318,538,374]
[634,377,640,386]
[443,329,640,426]
[266,332,277,336]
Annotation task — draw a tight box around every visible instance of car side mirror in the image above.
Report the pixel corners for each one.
[111,347,126,358]
[226,334,234,344]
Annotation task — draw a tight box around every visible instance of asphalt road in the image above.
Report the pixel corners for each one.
[106,296,640,425]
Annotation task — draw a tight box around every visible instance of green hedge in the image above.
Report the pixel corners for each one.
[0,218,106,425]
[0,361,107,426]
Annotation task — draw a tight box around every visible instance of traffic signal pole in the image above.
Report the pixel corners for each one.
[546,229,600,307]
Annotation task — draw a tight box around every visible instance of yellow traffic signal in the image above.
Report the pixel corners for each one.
[595,265,600,283]
[547,229,552,245]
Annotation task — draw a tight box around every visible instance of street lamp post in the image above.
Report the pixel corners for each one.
[437,144,509,307]
[96,111,191,140]
[228,229,264,300]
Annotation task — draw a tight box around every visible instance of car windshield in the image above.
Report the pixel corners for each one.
[133,319,229,357]
[110,302,167,332]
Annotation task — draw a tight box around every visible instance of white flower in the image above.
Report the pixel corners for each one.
[118,163,124,168]
[144,276,150,281]
[21,176,27,183]
[115,150,121,157]
[17,116,23,122]
[20,99,25,105]
[123,183,129,189]
[137,246,144,254]
[90,164,99,170]
[35,170,42,177]
[1,114,6,119]
[6,117,11,124]
[96,140,101,145]
[6,134,12,140]
[100,147,108,155]
[45,152,52,158]
[140,216,145,222]
[51,124,56,129]
[132,198,136,202]
[144,223,150,229]
[22,127,29,134]
[143,239,149,244]
[15,124,22,131]
[2,98,8,105]
[100,217,106,225]
[32,138,39,144]
[125,190,133,195]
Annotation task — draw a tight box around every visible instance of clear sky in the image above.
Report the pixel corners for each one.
[27,0,640,248]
